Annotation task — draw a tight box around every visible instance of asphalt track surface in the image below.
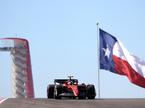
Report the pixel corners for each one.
[0,98,145,108]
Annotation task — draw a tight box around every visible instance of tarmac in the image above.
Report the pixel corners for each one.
[0,98,145,108]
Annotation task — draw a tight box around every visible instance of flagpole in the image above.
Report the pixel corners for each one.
[96,22,100,99]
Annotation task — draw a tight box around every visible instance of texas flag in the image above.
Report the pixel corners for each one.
[100,29,145,88]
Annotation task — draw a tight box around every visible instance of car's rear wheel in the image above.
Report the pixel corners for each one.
[47,84,54,98]
[87,85,96,99]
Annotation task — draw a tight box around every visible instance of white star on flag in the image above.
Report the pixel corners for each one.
[102,45,110,58]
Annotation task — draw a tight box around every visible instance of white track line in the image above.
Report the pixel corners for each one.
[0,98,7,104]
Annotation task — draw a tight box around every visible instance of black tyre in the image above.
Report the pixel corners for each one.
[47,84,54,98]
[78,95,86,99]
[54,85,62,99]
[54,95,61,99]
[87,85,96,99]
[78,85,86,99]
[88,96,95,99]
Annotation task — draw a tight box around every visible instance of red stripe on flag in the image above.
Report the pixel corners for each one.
[113,55,145,88]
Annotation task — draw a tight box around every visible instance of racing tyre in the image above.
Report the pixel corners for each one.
[87,85,96,99]
[78,85,86,99]
[54,85,62,99]
[47,84,54,98]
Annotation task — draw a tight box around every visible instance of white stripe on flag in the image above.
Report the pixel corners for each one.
[113,40,145,78]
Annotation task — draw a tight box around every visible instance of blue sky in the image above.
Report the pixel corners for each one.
[0,0,145,98]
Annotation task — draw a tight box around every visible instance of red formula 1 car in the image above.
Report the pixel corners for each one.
[47,76,96,99]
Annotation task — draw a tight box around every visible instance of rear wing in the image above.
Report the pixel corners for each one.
[54,79,78,84]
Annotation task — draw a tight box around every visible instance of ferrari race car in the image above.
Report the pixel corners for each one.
[47,76,96,99]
